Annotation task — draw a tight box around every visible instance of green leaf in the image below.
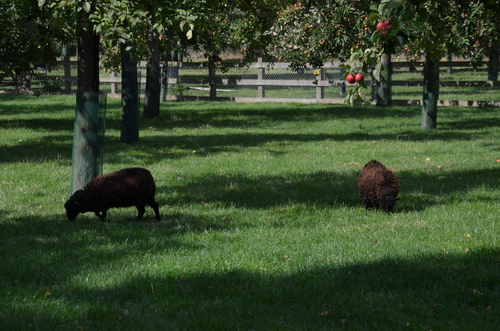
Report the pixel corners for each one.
[373,62,382,81]
[378,3,388,15]
[388,0,405,9]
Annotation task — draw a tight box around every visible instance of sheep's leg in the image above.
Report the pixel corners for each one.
[102,210,110,222]
[136,205,146,222]
[149,201,161,221]
[95,210,110,222]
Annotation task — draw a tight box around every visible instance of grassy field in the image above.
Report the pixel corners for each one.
[0,94,499,330]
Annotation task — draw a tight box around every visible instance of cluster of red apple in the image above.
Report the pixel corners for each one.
[346,73,364,84]
[376,19,393,34]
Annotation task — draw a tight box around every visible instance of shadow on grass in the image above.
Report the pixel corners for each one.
[2,128,487,164]
[153,102,419,129]
[2,237,498,330]
[2,95,499,164]
[159,167,499,213]
[396,167,500,212]
[163,170,359,210]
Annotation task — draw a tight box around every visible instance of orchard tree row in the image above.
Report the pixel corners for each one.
[267,0,499,128]
[1,0,499,129]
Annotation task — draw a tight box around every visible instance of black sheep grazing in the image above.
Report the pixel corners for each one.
[358,160,400,212]
[64,167,161,222]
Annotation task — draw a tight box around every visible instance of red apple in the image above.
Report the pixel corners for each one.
[376,20,393,34]
[355,73,364,83]
[346,74,356,84]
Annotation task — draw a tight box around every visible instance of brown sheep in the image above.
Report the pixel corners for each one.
[64,167,161,222]
[358,160,400,212]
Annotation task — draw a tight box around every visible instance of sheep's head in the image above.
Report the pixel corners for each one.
[64,190,85,221]
[377,195,400,213]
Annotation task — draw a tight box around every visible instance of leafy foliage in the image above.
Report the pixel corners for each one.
[0,0,69,85]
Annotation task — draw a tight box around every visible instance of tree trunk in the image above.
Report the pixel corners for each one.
[121,41,139,144]
[488,42,499,82]
[143,6,160,118]
[421,52,440,130]
[376,53,392,107]
[208,55,217,101]
[446,52,453,75]
[77,26,100,93]
[71,24,101,194]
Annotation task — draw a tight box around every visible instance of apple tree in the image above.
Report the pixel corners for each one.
[42,0,103,191]
[344,0,493,129]
[176,0,288,100]
[0,0,69,88]
[266,1,393,104]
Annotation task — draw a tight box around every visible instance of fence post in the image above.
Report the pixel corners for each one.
[110,71,118,94]
[160,64,168,101]
[257,58,265,98]
[339,60,346,96]
[316,68,325,100]
[64,60,72,94]
[168,61,180,88]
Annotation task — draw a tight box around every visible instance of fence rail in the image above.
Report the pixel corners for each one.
[1,59,499,107]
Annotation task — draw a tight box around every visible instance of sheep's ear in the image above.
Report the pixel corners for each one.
[74,201,80,205]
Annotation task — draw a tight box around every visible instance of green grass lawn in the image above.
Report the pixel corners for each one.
[0,94,499,330]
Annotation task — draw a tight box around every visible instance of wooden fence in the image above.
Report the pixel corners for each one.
[3,59,500,107]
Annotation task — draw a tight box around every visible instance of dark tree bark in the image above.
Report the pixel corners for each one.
[121,41,139,144]
[376,53,392,107]
[77,26,100,93]
[71,23,101,193]
[208,54,218,101]
[446,52,453,75]
[421,52,440,130]
[143,5,161,118]
[488,42,499,82]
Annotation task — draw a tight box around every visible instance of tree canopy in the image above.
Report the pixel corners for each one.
[0,0,69,85]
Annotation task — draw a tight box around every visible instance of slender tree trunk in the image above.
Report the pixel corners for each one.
[421,52,440,130]
[376,53,392,107]
[71,23,101,193]
[488,42,499,82]
[445,52,453,74]
[208,55,217,101]
[121,41,139,144]
[143,6,160,118]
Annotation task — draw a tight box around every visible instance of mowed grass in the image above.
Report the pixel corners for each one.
[0,93,499,330]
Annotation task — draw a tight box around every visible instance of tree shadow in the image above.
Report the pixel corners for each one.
[3,246,498,329]
[150,102,419,130]
[0,212,240,288]
[158,166,499,213]
[396,167,499,212]
[162,170,359,210]
[2,95,499,164]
